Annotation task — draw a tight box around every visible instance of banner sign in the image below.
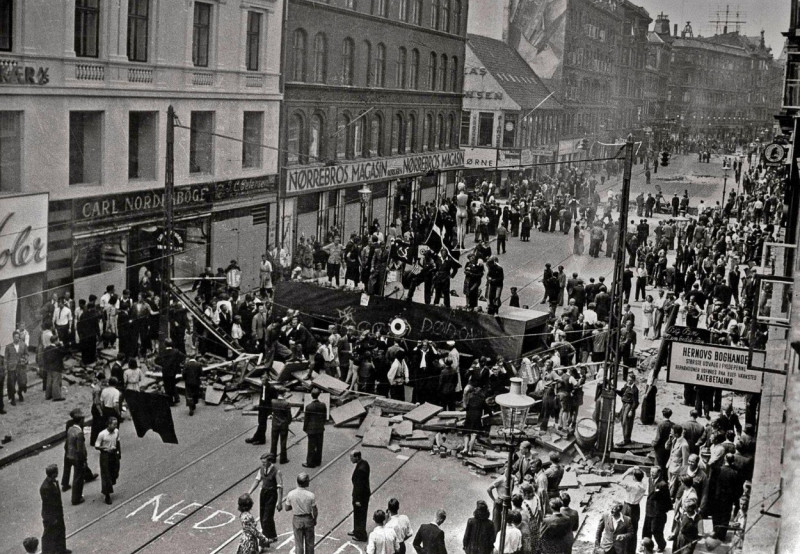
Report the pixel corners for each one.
[497,149,521,168]
[0,193,48,280]
[285,151,464,195]
[273,281,548,360]
[668,341,762,393]
[463,148,497,169]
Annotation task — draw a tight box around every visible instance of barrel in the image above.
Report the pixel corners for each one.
[575,418,598,450]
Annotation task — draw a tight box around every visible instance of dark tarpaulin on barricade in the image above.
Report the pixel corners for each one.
[123,390,179,444]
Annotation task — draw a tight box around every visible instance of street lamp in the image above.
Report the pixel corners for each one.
[494,378,535,554]
[722,162,731,207]
[358,184,372,237]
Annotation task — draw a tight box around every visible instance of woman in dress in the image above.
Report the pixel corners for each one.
[248,453,282,546]
[344,241,361,289]
[462,376,486,456]
[236,493,269,554]
[642,294,654,339]
[463,500,495,554]
[572,223,583,255]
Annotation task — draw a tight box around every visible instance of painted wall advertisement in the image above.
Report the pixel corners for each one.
[668,341,763,393]
[0,192,48,281]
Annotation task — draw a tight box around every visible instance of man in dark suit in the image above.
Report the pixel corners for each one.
[246,374,275,445]
[65,409,88,505]
[4,330,28,405]
[348,450,371,542]
[183,354,203,416]
[41,464,71,554]
[303,389,327,468]
[642,467,671,552]
[651,407,674,474]
[594,502,633,554]
[413,510,447,554]
[155,338,185,405]
[270,389,292,464]
[251,304,269,353]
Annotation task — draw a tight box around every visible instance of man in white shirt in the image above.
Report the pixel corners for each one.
[618,466,647,548]
[385,499,414,554]
[367,510,400,554]
[583,303,598,326]
[95,416,120,505]
[52,298,73,346]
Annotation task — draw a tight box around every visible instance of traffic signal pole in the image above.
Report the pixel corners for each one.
[597,135,635,456]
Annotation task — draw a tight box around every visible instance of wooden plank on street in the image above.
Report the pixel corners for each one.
[204,387,225,406]
[331,399,367,426]
[369,396,417,414]
[577,474,616,487]
[392,420,414,438]
[609,451,651,465]
[536,434,575,454]
[559,470,580,489]
[405,430,433,441]
[357,412,390,438]
[362,425,393,448]
[404,402,443,424]
[464,457,505,470]
[312,374,349,395]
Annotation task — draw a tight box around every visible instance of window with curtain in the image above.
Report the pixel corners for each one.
[372,0,387,17]
[391,113,403,154]
[288,114,304,165]
[313,33,327,83]
[396,47,407,88]
[441,0,449,32]
[431,0,439,29]
[309,114,324,161]
[399,0,408,21]
[459,111,470,146]
[127,0,149,62]
[0,0,11,52]
[428,52,437,90]
[374,43,386,87]
[411,0,422,25]
[353,118,364,158]
[439,54,447,91]
[436,114,444,149]
[422,114,432,151]
[406,113,416,153]
[293,29,307,81]
[75,0,100,58]
[409,49,419,89]
[341,38,354,85]
[336,114,350,159]
[364,40,372,86]
[369,114,383,156]
[452,0,461,34]
[446,114,454,148]
[245,11,261,71]
[450,56,458,92]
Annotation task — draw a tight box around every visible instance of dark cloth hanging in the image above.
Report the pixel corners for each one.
[123,390,179,444]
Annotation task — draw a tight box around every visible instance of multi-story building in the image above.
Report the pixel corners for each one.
[460,33,562,188]
[0,0,283,332]
[613,1,651,137]
[282,0,467,245]
[644,14,672,137]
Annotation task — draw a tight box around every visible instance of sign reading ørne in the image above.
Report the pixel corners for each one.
[285,151,464,196]
[668,341,762,393]
[0,193,48,280]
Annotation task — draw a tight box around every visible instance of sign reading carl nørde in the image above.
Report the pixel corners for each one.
[668,341,762,393]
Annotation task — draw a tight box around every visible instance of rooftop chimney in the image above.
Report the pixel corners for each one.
[674,23,678,37]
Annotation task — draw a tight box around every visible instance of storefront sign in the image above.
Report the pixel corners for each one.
[558,138,584,156]
[497,149,521,168]
[0,63,49,85]
[463,148,498,168]
[0,193,48,280]
[463,90,504,100]
[285,151,464,195]
[73,175,278,223]
[667,342,762,393]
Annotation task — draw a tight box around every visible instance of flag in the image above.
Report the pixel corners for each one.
[425,210,462,269]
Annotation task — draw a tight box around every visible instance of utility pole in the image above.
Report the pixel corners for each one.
[597,134,635,455]
[159,105,175,352]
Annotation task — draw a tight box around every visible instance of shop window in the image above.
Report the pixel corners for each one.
[75,0,100,58]
[0,0,10,51]
[245,11,262,71]
[192,2,211,67]
[69,111,103,185]
[0,111,21,192]
[189,111,214,174]
[73,233,128,281]
[459,111,470,146]
[128,111,157,180]
[477,112,493,147]
[297,191,320,214]
[242,111,263,169]
[409,49,419,89]
[127,0,149,62]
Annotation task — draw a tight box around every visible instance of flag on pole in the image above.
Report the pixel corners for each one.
[424,210,462,268]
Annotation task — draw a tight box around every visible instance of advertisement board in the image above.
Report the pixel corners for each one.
[668,341,763,393]
[0,193,48,281]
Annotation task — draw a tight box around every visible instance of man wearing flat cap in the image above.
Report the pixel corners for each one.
[65,409,88,505]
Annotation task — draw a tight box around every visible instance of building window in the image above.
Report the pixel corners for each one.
[409,49,419,89]
[313,33,327,83]
[75,0,100,58]
[450,56,458,91]
[346,0,356,8]
[309,114,323,161]
[69,111,103,185]
[336,114,350,159]
[342,38,354,85]
[439,54,447,91]
[369,114,382,157]
[448,113,456,147]
[435,114,444,150]
[431,0,439,29]
[392,113,404,154]
[127,0,149,62]
[405,113,416,152]
[502,114,516,147]
[364,40,372,86]
[374,43,386,87]
[477,112,493,146]
[422,113,432,151]
[0,0,11,52]
[441,0,449,32]
[128,111,157,180]
[242,111,263,168]
[428,52,437,90]
[292,29,307,81]
[0,112,21,192]
[411,0,422,25]
[396,47,407,88]
[451,0,461,34]
[288,113,304,165]
[459,111,470,146]
[189,111,214,174]
[245,11,262,71]
[399,0,408,22]
[372,0,387,17]
[192,2,211,67]
[353,118,364,158]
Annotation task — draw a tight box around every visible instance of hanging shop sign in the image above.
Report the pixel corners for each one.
[0,193,48,280]
[73,175,278,223]
[667,341,762,393]
[285,151,464,195]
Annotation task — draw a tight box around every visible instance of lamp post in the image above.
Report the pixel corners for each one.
[495,378,535,554]
[358,185,372,237]
[721,162,731,206]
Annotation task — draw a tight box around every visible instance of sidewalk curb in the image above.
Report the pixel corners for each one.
[0,418,92,470]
